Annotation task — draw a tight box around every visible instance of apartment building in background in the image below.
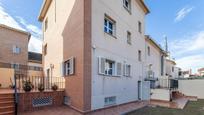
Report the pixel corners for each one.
[39,0,150,112]
[198,68,204,77]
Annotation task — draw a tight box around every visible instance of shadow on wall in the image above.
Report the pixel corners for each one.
[61,0,92,112]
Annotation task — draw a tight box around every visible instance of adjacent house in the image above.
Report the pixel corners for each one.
[0,24,43,88]
[39,0,150,112]
[144,35,167,87]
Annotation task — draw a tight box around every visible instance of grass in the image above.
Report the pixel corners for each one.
[127,100,204,115]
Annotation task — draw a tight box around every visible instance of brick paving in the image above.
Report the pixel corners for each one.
[20,101,149,115]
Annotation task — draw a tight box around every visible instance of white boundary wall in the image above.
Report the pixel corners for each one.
[179,79,204,99]
[151,89,170,101]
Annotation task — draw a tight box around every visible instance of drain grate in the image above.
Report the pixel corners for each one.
[32,97,52,107]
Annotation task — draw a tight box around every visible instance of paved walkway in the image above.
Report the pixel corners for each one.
[20,101,149,115]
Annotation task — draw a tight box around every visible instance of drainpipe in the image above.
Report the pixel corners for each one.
[14,75,18,115]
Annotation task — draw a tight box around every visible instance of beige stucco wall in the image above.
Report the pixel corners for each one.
[0,68,14,88]
[0,25,29,65]
[179,79,204,99]
[41,0,92,112]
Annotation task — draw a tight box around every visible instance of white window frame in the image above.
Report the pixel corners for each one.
[104,15,116,36]
[123,0,131,12]
[127,31,131,45]
[138,50,142,62]
[13,45,21,54]
[64,57,75,76]
[98,57,122,77]
[104,59,115,76]
[123,64,131,77]
[148,46,150,56]
[138,21,142,33]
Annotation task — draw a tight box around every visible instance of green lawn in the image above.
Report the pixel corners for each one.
[127,100,204,115]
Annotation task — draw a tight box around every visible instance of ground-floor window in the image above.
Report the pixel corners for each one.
[104,96,116,106]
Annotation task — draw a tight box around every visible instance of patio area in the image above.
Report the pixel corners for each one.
[20,101,149,115]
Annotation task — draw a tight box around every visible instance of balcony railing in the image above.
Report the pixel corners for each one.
[145,77,178,89]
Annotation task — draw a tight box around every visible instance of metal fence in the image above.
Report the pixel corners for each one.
[158,78,178,89]
[15,74,65,91]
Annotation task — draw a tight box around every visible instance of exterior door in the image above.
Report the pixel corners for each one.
[138,81,141,100]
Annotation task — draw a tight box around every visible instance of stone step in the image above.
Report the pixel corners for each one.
[0,111,14,115]
[0,97,14,102]
[0,94,14,98]
[0,101,14,107]
[0,106,14,113]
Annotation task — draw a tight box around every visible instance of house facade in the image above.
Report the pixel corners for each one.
[39,0,150,112]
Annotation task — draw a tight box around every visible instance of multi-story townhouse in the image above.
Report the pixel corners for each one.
[39,0,150,112]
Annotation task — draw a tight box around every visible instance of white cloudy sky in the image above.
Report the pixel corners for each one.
[0,1,42,53]
[146,0,204,73]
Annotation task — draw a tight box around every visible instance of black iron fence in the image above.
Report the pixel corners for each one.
[15,74,65,91]
[148,78,178,89]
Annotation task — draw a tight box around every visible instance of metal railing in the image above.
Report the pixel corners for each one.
[15,74,65,91]
[157,78,178,89]
[147,78,178,89]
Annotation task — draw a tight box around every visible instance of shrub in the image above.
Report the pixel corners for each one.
[51,84,58,91]
[23,80,33,92]
[38,84,45,92]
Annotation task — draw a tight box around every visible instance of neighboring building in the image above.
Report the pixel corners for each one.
[0,24,30,66]
[165,58,176,78]
[28,52,43,77]
[198,68,204,77]
[144,35,167,86]
[0,24,30,88]
[0,24,43,88]
[183,69,192,78]
[39,0,150,112]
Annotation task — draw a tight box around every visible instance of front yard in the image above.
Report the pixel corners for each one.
[127,100,204,115]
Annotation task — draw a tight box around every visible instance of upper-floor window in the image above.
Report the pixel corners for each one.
[104,15,116,37]
[138,21,142,33]
[127,31,131,45]
[123,0,131,12]
[64,57,75,76]
[172,67,174,72]
[148,46,150,56]
[13,45,21,54]
[44,44,47,55]
[44,18,48,32]
[138,50,142,61]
